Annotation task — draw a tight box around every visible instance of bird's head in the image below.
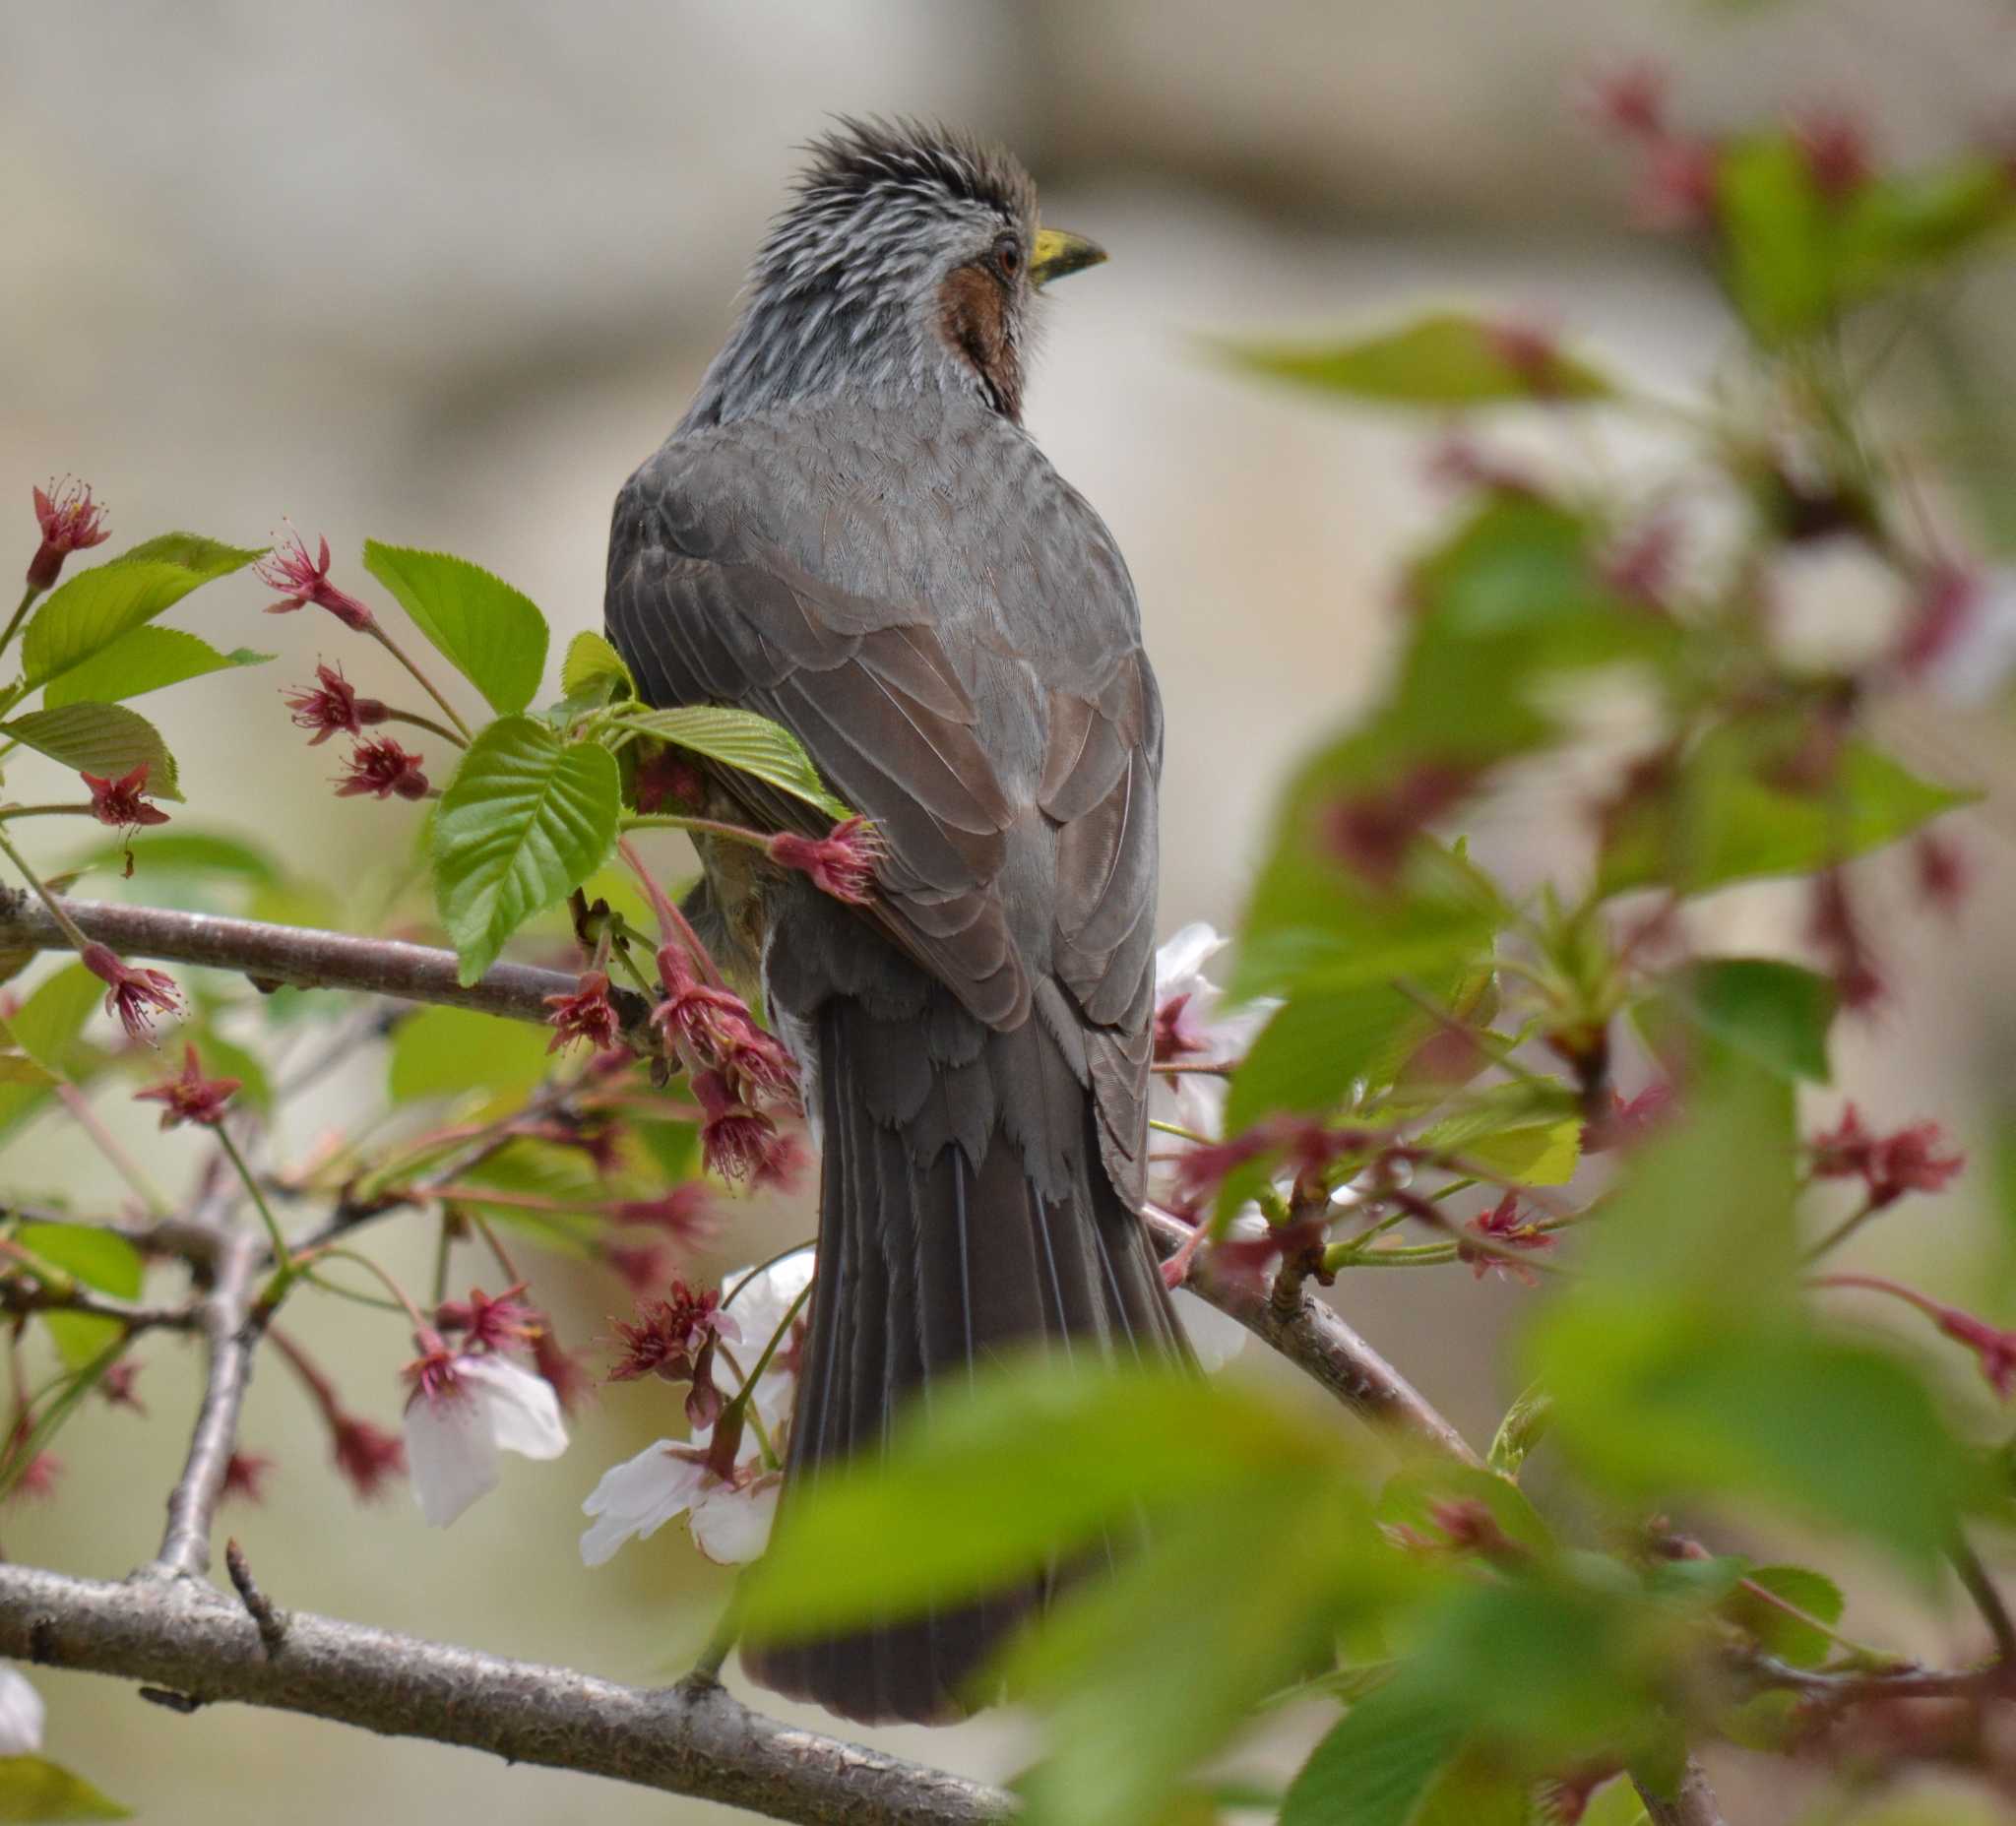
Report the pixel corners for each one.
[685,117,1105,429]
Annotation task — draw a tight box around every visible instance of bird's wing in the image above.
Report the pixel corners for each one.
[605,439,1031,1030]
[605,425,1162,1201]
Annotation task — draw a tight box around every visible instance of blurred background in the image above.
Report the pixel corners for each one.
[5,1,2016,1819]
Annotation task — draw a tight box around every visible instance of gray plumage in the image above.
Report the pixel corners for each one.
[605,118,1182,1725]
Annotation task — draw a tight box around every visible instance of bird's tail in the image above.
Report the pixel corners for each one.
[740,995,1184,1725]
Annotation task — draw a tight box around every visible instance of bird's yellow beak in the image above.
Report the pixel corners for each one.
[1029,226,1107,288]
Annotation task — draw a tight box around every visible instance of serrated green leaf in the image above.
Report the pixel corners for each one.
[1281,1683,1463,1826]
[561,631,635,701]
[42,627,271,709]
[431,717,620,983]
[388,1004,553,1106]
[1223,312,1615,407]
[0,703,182,799]
[0,1755,131,1821]
[19,535,260,692]
[619,704,852,821]
[361,541,548,716]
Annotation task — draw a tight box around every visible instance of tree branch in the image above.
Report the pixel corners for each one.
[151,1228,266,1581]
[0,1563,1010,1826]
[0,890,651,1033]
[1142,1207,1481,1467]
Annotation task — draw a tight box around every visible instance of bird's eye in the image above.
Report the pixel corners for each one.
[991,234,1023,282]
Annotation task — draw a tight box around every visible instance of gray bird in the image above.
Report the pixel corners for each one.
[604,118,1183,1726]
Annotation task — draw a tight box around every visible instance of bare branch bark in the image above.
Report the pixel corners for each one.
[0,1563,1010,1826]
[151,1228,267,1580]
[1142,1207,1482,1467]
[0,890,651,1032]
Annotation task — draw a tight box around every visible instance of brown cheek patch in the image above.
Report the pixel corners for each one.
[937,267,1023,420]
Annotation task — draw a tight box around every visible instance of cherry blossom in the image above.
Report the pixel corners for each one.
[403,1351,569,1527]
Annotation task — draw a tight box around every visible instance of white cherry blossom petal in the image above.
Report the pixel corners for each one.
[580,1440,711,1567]
[462,1355,569,1462]
[0,1668,44,1755]
[691,1476,781,1565]
[404,1384,501,1528]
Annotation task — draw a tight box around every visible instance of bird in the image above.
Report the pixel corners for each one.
[603,117,1185,1726]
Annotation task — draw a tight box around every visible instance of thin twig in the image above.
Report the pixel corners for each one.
[223,1539,287,1656]
[0,1562,1010,1826]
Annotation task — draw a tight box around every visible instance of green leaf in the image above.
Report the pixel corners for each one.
[560,631,635,702]
[1579,1782,1651,1826]
[0,702,182,799]
[0,1755,131,1821]
[1601,733,1973,899]
[1377,1461,1555,1558]
[1225,982,1417,1130]
[72,829,284,887]
[1223,312,1615,407]
[360,541,548,716]
[1717,136,1834,343]
[739,1363,1350,1643]
[42,627,271,709]
[1532,1302,1968,1573]
[619,704,852,821]
[19,1223,143,1372]
[1665,958,1836,1085]
[430,717,621,984]
[388,1004,554,1106]
[1412,1756,1534,1826]
[1015,1483,1384,1826]
[1724,1563,1845,1668]
[18,1224,142,1297]
[18,535,260,693]
[1280,1684,1463,1826]
[0,1056,54,1088]
[4,965,102,1073]
[1428,1112,1582,1185]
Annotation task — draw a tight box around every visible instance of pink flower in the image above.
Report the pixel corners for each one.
[767,816,882,905]
[531,1325,595,1416]
[433,1283,540,1355]
[1633,136,1719,232]
[402,1344,568,1527]
[543,970,621,1055]
[221,1451,276,1505]
[256,529,374,631]
[133,1044,240,1129]
[693,1068,793,1186]
[1482,319,1566,396]
[1793,105,1875,200]
[97,1361,146,1414]
[602,1236,676,1296]
[27,478,109,592]
[1937,1306,2016,1399]
[330,1415,406,1501]
[1809,1104,1965,1208]
[79,941,182,1043]
[335,736,428,801]
[1580,60,1669,142]
[82,763,169,831]
[1327,764,1476,887]
[284,661,388,746]
[1915,834,1968,917]
[1457,1191,1554,1286]
[607,1282,737,1427]
[611,1183,716,1246]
